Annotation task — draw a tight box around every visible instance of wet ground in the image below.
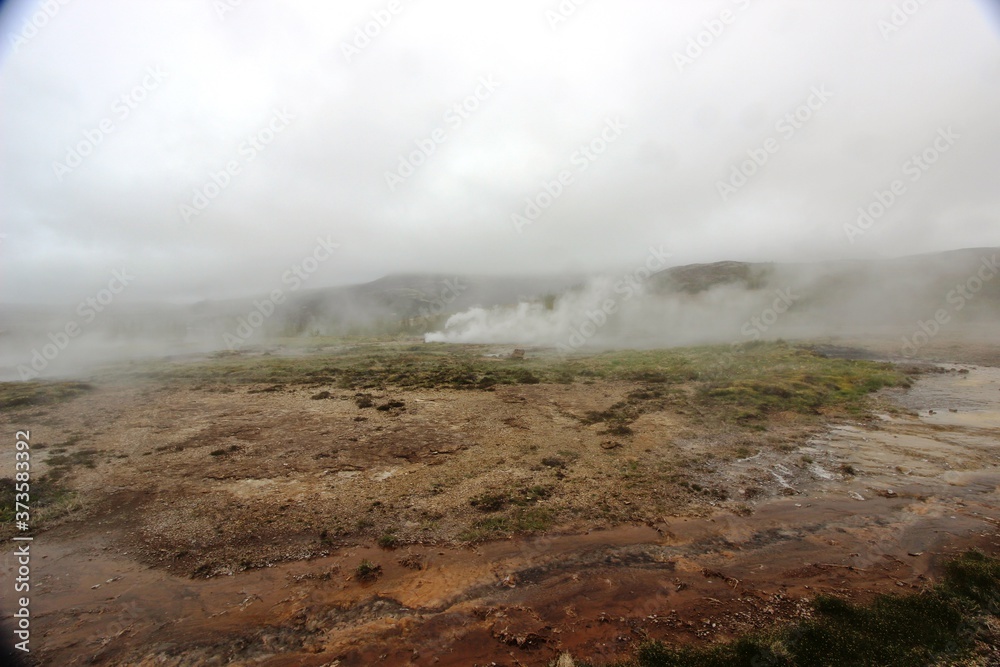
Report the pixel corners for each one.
[3,361,1000,666]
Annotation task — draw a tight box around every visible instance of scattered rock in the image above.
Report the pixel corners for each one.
[600,440,623,450]
[510,349,525,359]
[310,391,332,400]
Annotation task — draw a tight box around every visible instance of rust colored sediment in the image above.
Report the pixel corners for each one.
[3,363,999,666]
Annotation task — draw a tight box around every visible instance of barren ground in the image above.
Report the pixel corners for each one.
[1,338,998,666]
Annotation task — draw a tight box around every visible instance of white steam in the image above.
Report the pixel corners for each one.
[424,276,777,350]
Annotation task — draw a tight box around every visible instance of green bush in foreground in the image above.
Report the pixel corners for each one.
[614,550,999,667]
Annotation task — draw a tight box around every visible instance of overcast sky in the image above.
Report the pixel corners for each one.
[1,0,999,304]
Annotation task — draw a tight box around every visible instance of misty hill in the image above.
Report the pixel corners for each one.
[273,247,1000,339]
[647,248,1000,324]
[1,248,997,380]
[290,273,584,327]
[425,247,1000,349]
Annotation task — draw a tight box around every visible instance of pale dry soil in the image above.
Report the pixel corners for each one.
[1,348,998,666]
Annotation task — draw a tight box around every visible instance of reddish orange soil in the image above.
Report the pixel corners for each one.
[2,361,999,666]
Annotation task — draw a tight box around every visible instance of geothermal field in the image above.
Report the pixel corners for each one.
[3,250,1000,665]
[3,1,1000,665]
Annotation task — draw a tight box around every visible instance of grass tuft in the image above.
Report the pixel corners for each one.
[0,381,93,410]
[354,559,382,582]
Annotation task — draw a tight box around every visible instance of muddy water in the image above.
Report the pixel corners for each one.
[8,365,1000,666]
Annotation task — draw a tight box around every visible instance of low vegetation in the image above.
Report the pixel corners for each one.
[138,341,911,426]
[460,507,554,543]
[354,559,382,582]
[0,380,93,410]
[376,532,399,549]
[607,550,1000,667]
[0,475,78,538]
[10,340,917,573]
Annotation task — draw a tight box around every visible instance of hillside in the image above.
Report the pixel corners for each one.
[1,248,997,380]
